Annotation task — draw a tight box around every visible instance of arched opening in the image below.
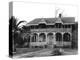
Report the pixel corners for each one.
[47,33,53,45]
[56,33,62,41]
[39,33,46,42]
[63,33,70,42]
[32,33,38,42]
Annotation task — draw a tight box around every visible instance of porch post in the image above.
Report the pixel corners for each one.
[37,33,39,42]
[53,32,56,45]
[45,33,47,43]
[62,32,64,47]
[43,32,47,48]
[30,35,32,48]
[69,32,72,48]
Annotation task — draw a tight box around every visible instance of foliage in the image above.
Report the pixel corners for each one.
[9,16,27,49]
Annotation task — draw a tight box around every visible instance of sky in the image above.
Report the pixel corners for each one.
[13,1,78,25]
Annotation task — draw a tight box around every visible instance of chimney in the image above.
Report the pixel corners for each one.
[59,13,62,18]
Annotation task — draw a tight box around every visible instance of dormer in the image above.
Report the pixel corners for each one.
[39,18,46,24]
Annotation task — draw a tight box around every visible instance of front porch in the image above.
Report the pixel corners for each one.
[28,31,72,48]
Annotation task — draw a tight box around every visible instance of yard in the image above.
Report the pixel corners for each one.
[13,47,78,58]
[14,48,44,55]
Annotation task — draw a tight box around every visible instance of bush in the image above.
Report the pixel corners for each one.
[51,48,63,55]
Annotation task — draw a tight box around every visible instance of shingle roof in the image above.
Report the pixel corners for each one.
[27,17,75,25]
[61,17,75,23]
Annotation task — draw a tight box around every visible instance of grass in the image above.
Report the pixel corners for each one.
[14,48,43,55]
[13,47,78,58]
[13,46,78,56]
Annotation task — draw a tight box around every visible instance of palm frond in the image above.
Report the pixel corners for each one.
[17,21,26,27]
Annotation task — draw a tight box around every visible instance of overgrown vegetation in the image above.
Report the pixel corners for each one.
[9,16,31,52]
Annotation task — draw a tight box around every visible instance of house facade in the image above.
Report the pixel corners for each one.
[26,14,75,48]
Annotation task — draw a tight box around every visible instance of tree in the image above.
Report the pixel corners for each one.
[9,16,26,52]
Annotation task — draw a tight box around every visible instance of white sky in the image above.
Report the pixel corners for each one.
[13,2,78,24]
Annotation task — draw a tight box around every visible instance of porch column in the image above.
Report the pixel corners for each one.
[69,32,72,48]
[30,34,32,48]
[37,33,39,42]
[62,32,64,47]
[53,32,56,45]
[45,33,47,42]
[69,32,72,41]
